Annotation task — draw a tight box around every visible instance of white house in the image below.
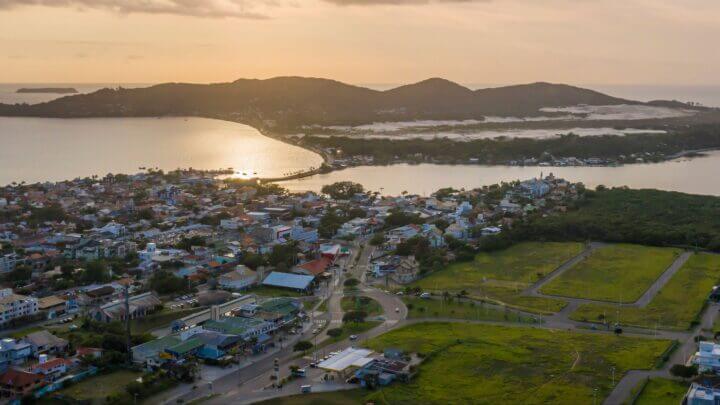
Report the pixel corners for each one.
[694,341,720,373]
[0,289,39,326]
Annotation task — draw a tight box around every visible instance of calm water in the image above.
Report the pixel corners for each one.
[0,117,323,185]
[0,83,150,105]
[279,152,720,196]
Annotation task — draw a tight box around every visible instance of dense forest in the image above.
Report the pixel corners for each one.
[304,124,720,163]
[513,188,720,250]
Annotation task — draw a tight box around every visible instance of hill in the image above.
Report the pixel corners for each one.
[0,77,638,129]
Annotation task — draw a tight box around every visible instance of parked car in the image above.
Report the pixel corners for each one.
[420,292,431,299]
[349,335,358,341]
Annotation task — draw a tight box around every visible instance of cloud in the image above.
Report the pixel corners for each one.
[323,0,487,4]
[0,0,276,18]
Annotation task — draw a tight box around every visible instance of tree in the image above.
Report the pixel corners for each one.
[321,182,364,200]
[342,310,367,324]
[326,328,343,338]
[369,233,385,246]
[669,364,698,379]
[149,271,188,295]
[82,261,111,283]
[343,278,360,287]
[5,264,32,283]
[293,341,313,352]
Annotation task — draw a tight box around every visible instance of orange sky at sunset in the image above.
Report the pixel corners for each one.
[1,0,719,85]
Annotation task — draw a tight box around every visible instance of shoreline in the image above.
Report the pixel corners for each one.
[0,114,717,188]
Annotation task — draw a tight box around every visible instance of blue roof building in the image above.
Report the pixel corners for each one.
[262,272,314,291]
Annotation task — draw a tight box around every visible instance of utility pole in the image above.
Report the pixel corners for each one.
[124,283,132,364]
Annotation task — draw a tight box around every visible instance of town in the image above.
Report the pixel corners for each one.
[0,169,718,404]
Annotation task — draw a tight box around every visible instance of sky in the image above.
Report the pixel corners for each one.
[1,0,719,86]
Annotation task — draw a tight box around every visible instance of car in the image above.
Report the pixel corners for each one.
[68,324,78,330]
[349,335,358,341]
[301,385,312,393]
[395,307,400,313]
[420,292,431,299]
[396,291,404,296]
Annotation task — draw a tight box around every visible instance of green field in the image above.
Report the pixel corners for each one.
[411,242,583,314]
[361,323,671,404]
[634,378,688,405]
[255,389,365,405]
[315,321,381,350]
[56,370,141,401]
[541,244,682,302]
[571,253,720,330]
[403,297,538,323]
[341,296,383,317]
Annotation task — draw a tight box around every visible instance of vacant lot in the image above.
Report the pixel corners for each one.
[635,378,688,405]
[412,242,583,314]
[571,253,720,330]
[541,244,682,302]
[403,297,537,323]
[362,323,671,405]
[56,369,141,401]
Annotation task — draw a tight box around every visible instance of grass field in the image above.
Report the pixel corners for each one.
[255,389,365,405]
[362,322,671,405]
[341,296,383,317]
[571,253,720,330]
[634,378,688,405]
[403,297,538,323]
[541,244,682,302]
[315,321,381,350]
[56,370,141,401]
[411,242,583,314]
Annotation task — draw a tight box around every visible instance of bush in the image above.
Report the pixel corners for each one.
[670,364,698,379]
[327,328,343,338]
[293,341,313,352]
[344,278,360,287]
[343,310,367,324]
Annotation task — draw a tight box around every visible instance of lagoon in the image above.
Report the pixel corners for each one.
[0,117,323,185]
[279,152,720,196]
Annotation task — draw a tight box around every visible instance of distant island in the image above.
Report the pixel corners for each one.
[16,87,78,94]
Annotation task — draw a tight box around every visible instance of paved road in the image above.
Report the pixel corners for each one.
[525,247,694,309]
[155,240,705,405]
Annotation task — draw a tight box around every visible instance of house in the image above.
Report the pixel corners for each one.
[37,295,67,320]
[293,257,332,277]
[0,339,33,372]
[519,178,550,198]
[89,292,161,323]
[685,382,720,404]
[444,223,468,241]
[75,347,103,360]
[393,256,420,284]
[255,297,302,325]
[28,356,72,381]
[23,331,68,356]
[218,265,258,291]
[421,224,445,248]
[0,368,44,399]
[694,341,720,373]
[0,289,39,326]
[289,226,318,244]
